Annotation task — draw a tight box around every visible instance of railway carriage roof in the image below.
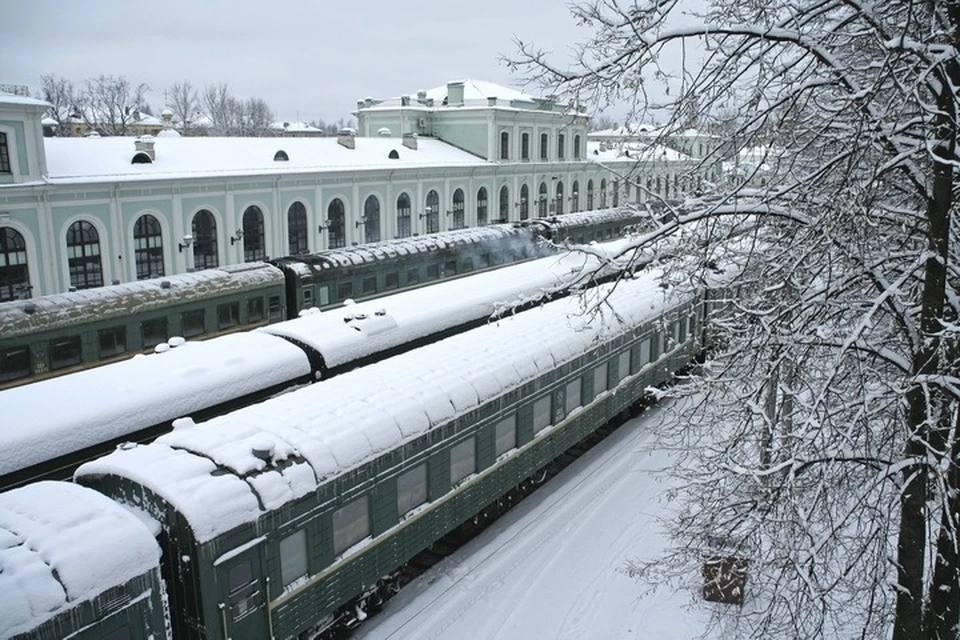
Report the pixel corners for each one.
[77,262,693,542]
[1,332,312,477]
[0,481,160,638]
[0,262,283,337]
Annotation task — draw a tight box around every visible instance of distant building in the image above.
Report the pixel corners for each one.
[269,121,325,137]
[0,81,713,300]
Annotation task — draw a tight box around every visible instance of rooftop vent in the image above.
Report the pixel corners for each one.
[274,149,289,161]
[377,126,391,137]
[337,128,356,149]
[402,132,418,150]
[133,135,156,162]
[388,149,400,159]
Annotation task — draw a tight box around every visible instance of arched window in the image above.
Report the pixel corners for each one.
[396,193,412,238]
[192,210,218,269]
[0,132,10,174]
[424,190,440,234]
[521,133,530,161]
[363,195,381,243]
[451,188,465,230]
[586,179,594,210]
[540,133,549,160]
[499,185,509,222]
[499,131,509,160]
[519,184,529,220]
[557,134,565,160]
[0,227,29,301]
[66,220,103,290]
[287,201,308,255]
[571,180,580,213]
[242,205,266,262]
[327,199,346,248]
[133,214,164,280]
[600,179,608,208]
[554,181,564,215]
[573,134,581,159]
[538,182,548,217]
[476,187,488,226]
[612,180,620,207]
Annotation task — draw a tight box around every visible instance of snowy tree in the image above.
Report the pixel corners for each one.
[36,74,76,136]
[510,2,960,638]
[81,75,149,136]
[165,80,201,134]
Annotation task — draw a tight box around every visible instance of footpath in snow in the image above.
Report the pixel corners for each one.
[355,403,716,640]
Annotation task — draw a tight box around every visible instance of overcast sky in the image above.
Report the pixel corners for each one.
[2,0,610,124]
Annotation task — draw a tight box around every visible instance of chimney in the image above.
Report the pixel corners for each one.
[401,95,410,107]
[402,132,418,150]
[447,81,465,106]
[134,135,156,160]
[337,128,356,149]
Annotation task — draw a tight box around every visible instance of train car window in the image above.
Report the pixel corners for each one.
[678,317,687,343]
[443,260,456,276]
[247,298,265,323]
[397,464,428,517]
[0,346,30,382]
[103,626,132,640]
[332,496,370,555]
[618,351,632,381]
[564,379,581,416]
[426,264,440,280]
[362,276,377,295]
[532,396,551,434]
[181,309,206,338]
[218,302,241,330]
[639,338,651,366]
[406,268,420,285]
[478,253,490,268]
[141,318,168,348]
[450,438,476,486]
[279,529,308,587]
[301,289,313,309]
[98,326,127,358]
[268,296,283,322]
[226,559,260,620]
[593,362,608,398]
[337,282,353,301]
[461,258,474,272]
[494,415,517,457]
[385,271,399,289]
[51,336,81,370]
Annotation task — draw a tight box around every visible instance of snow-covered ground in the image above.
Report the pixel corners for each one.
[355,403,717,640]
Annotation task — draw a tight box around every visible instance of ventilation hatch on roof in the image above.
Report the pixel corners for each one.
[274,150,289,161]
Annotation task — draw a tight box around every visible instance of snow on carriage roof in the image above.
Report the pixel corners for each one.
[262,238,638,369]
[76,265,685,542]
[41,134,486,185]
[0,262,282,338]
[0,332,311,478]
[0,481,159,638]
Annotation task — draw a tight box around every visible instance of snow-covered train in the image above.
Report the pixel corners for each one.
[1,238,646,491]
[0,257,739,640]
[0,209,645,389]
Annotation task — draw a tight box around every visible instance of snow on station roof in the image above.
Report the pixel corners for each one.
[41,134,486,185]
[77,265,682,542]
[0,481,160,638]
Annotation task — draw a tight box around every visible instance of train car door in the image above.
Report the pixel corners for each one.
[219,550,269,640]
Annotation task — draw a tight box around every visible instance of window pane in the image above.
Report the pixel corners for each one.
[268,296,283,322]
[247,297,265,323]
[450,438,476,485]
[533,396,551,434]
[142,318,168,348]
[362,276,377,294]
[228,560,253,593]
[51,336,81,370]
[640,338,651,364]
[495,415,516,457]
[0,347,30,382]
[593,362,608,398]
[218,302,240,329]
[332,496,369,555]
[564,379,580,416]
[279,530,308,587]
[618,351,632,381]
[98,326,127,358]
[181,309,206,337]
[397,464,428,516]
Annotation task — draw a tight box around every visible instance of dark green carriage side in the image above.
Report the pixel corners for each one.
[0,263,286,389]
[181,296,704,640]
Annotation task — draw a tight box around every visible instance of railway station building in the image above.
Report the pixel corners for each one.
[0,80,718,299]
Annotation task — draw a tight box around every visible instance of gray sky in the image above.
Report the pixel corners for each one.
[2,0,604,124]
